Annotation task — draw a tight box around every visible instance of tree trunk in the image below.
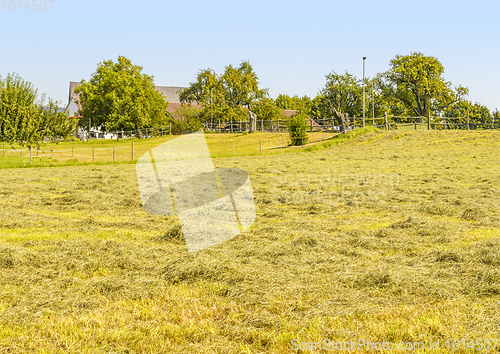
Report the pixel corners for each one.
[248,110,257,133]
[136,126,142,139]
[331,108,349,133]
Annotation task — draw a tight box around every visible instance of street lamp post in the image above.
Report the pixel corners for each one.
[363,57,366,128]
[372,81,375,126]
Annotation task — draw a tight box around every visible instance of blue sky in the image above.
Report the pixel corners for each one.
[1,0,499,112]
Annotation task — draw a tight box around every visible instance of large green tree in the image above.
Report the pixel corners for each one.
[319,71,366,132]
[321,71,364,118]
[221,61,266,108]
[384,52,468,117]
[0,73,74,147]
[75,56,169,138]
[180,61,266,123]
[178,69,220,108]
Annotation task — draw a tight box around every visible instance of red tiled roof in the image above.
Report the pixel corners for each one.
[167,102,202,113]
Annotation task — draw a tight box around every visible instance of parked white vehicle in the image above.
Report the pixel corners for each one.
[77,128,117,140]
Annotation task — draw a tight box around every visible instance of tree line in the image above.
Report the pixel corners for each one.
[177,52,499,132]
[2,52,498,147]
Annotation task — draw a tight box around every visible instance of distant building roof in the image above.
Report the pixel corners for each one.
[167,102,203,114]
[66,98,80,117]
[155,86,187,104]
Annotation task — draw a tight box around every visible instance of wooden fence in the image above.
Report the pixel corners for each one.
[372,110,496,131]
[0,133,338,164]
[203,110,495,133]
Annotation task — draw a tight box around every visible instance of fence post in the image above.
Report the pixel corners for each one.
[261,119,263,132]
[427,112,431,130]
[50,147,53,159]
[384,113,388,130]
[131,142,134,161]
[219,119,221,132]
[20,147,22,157]
[277,119,280,132]
[467,110,469,131]
[169,122,172,135]
[414,121,417,130]
[92,147,95,162]
[332,117,335,131]
[259,139,261,153]
[72,147,74,159]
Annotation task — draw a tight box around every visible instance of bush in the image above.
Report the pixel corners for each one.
[288,112,309,146]
[170,104,203,134]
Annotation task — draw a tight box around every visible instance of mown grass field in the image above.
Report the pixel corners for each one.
[1,129,500,353]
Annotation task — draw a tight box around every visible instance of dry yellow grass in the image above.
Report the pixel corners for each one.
[1,129,500,353]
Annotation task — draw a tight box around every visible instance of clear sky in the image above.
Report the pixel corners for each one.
[1,0,498,112]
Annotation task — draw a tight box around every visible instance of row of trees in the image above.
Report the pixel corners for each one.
[277,53,499,125]
[0,73,76,147]
[66,53,500,138]
[178,61,285,124]
[73,58,284,136]
[177,52,499,133]
[2,52,497,147]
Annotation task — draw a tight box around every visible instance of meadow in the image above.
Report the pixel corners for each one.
[1,129,500,353]
[0,131,337,169]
